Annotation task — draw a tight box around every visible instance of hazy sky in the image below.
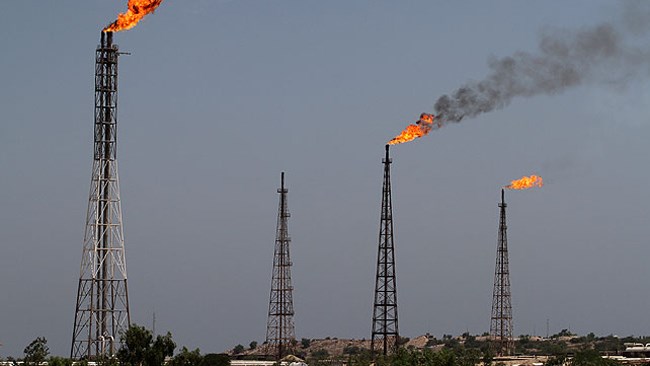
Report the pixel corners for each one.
[1,0,650,358]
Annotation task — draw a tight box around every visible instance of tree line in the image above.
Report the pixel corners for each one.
[3,325,229,366]
[6,329,650,366]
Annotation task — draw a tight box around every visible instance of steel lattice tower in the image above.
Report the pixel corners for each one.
[265,172,296,360]
[371,145,399,357]
[490,189,514,356]
[71,32,131,359]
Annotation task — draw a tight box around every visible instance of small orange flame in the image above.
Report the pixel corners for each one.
[103,0,164,32]
[388,113,438,145]
[505,175,543,190]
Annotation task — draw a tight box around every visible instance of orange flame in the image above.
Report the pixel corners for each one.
[505,175,543,190]
[388,113,438,145]
[103,0,164,32]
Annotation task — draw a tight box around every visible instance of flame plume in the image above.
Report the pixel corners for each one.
[505,175,543,190]
[388,113,439,145]
[103,0,164,32]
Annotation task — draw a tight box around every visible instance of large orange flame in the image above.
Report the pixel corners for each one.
[505,175,543,190]
[103,0,164,32]
[388,113,438,145]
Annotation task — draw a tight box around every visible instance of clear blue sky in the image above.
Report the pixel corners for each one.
[1,0,650,358]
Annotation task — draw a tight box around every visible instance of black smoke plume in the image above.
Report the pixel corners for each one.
[434,2,650,124]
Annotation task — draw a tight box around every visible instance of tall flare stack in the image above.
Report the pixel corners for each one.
[490,189,514,356]
[371,145,399,357]
[265,172,296,360]
[71,32,131,359]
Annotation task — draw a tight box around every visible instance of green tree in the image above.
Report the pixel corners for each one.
[170,347,203,366]
[311,349,329,359]
[96,356,120,366]
[201,353,230,366]
[118,325,153,366]
[48,356,73,366]
[594,335,621,353]
[552,329,574,339]
[301,338,311,349]
[23,337,49,366]
[456,348,481,366]
[463,334,480,349]
[373,346,501,366]
[345,348,373,366]
[232,345,245,355]
[343,345,361,355]
[117,324,176,366]
[249,341,257,350]
[539,340,568,356]
[482,350,494,366]
[546,355,568,366]
[146,332,175,366]
[570,349,620,366]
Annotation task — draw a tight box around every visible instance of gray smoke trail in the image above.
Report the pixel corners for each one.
[434,3,650,124]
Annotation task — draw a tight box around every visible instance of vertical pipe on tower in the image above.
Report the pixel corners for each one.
[266,172,296,360]
[490,189,514,356]
[71,32,131,360]
[371,145,399,358]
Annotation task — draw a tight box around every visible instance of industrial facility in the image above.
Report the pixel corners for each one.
[4,1,650,364]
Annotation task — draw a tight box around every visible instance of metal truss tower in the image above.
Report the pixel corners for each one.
[490,189,514,356]
[71,32,131,359]
[371,145,399,357]
[265,172,296,360]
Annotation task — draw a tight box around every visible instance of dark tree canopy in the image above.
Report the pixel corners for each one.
[169,347,204,366]
[23,337,49,366]
[117,324,176,366]
[201,353,230,366]
[232,345,244,355]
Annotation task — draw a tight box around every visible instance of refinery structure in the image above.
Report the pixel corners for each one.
[63,28,543,359]
[265,173,296,361]
[0,0,634,362]
[370,145,399,357]
[71,32,131,360]
[490,189,514,357]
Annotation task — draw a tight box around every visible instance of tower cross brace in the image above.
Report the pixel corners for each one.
[265,172,296,360]
[371,145,399,357]
[71,32,131,360]
[490,189,514,356]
